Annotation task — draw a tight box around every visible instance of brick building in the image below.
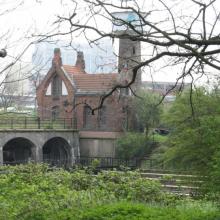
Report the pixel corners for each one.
[36,32,141,157]
[37,48,127,132]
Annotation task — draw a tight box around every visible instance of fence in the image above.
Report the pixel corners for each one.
[75,156,139,169]
[3,158,70,167]
[0,117,76,129]
[75,157,191,171]
[2,156,190,172]
[2,157,149,169]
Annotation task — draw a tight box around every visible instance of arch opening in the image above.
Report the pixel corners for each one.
[43,137,71,167]
[3,138,36,165]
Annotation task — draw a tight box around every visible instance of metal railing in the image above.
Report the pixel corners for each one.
[0,117,76,129]
[2,156,191,172]
[75,156,139,168]
[75,157,191,172]
[3,158,70,168]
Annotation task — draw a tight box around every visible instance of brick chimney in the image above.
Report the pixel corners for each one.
[75,51,85,70]
[52,48,62,68]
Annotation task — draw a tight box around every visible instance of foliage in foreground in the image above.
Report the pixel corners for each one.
[0,164,219,220]
[0,163,167,220]
[24,201,220,220]
[78,202,220,220]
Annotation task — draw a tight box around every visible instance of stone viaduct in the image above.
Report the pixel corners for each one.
[0,129,80,166]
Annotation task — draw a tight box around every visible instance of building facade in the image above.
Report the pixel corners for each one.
[36,28,142,157]
[37,48,127,133]
[142,81,191,102]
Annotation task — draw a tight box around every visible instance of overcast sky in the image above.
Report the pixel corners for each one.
[0,0,220,84]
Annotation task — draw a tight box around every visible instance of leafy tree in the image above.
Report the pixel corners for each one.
[132,90,162,135]
[164,88,220,174]
[116,91,162,159]
[116,132,153,159]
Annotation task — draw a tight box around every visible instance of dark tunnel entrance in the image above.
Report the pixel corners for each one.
[3,138,36,165]
[43,137,70,167]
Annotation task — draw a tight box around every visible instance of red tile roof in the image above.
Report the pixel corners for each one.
[63,65,86,75]
[73,74,117,92]
[63,65,118,92]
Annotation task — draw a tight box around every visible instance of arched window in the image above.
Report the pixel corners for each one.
[83,105,93,129]
[98,106,107,128]
[52,74,62,97]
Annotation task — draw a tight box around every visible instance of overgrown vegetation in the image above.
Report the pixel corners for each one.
[161,88,220,195]
[0,163,219,220]
[117,87,220,197]
[131,91,162,135]
[116,91,163,159]
[115,132,156,159]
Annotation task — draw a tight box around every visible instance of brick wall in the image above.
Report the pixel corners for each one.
[37,67,75,119]
[74,94,126,131]
[37,68,127,132]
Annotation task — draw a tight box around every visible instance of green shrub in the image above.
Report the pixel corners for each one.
[116,132,155,159]
[0,164,218,220]
[95,170,166,203]
[78,202,220,220]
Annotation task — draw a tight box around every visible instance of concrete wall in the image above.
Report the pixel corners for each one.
[80,138,116,157]
[0,129,79,165]
[79,131,122,157]
[0,130,122,165]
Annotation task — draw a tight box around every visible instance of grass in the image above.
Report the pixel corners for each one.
[77,202,220,220]
[25,201,220,220]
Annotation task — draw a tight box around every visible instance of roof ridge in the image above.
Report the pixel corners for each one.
[63,65,117,93]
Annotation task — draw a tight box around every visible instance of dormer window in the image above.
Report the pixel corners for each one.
[52,74,62,97]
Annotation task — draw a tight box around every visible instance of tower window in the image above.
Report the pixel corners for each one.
[123,61,129,69]
[132,46,136,55]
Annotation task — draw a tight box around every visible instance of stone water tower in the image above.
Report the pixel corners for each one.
[111,5,144,91]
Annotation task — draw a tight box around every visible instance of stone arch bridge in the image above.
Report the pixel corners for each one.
[0,129,79,166]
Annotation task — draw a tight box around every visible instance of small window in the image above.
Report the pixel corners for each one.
[120,87,130,96]
[132,46,136,55]
[125,87,129,95]
[123,61,129,69]
[99,106,107,128]
[52,106,59,120]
